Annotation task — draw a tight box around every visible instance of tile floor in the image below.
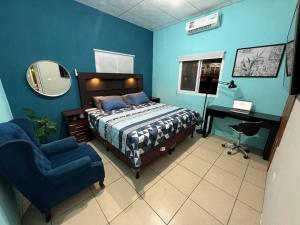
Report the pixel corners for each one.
[22,134,268,225]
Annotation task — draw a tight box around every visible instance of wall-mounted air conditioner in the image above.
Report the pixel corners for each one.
[186,12,221,34]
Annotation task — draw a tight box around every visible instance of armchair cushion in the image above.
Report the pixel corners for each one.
[47,156,91,180]
[49,144,101,168]
[40,137,79,157]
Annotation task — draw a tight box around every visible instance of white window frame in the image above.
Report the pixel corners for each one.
[93,49,135,73]
[177,51,225,97]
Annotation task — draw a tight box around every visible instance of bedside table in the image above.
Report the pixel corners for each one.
[150,97,160,103]
[62,109,92,143]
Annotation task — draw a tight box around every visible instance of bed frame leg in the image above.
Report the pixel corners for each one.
[135,171,140,179]
[191,131,194,138]
[168,148,175,155]
[45,212,51,223]
[99,182,105,189]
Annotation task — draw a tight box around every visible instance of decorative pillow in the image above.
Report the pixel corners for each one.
[126,92,149,105]
[101,97,127,112]
[93,95,120,108]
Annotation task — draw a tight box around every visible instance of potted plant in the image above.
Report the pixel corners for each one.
[23,108,57,144]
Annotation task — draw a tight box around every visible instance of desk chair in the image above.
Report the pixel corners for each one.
[222,121,263,159]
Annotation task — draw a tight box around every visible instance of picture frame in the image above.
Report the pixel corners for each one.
[232,44,286,78]
[286,40,295,77]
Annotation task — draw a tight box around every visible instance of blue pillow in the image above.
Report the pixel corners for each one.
[127,92,149,105]
[101,97,127,112]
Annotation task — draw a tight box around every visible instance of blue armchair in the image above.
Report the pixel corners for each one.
[0,118,105,222]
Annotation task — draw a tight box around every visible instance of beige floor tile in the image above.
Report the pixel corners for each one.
[123,168,162,195]
[53,188,93,217]
[102,163,122,186]
[205,166,243,197]
[88,141,112,165]
[149,155,177,176]
[169,199,222,225]
[177,136,205,153]
[110,158,132,175]
[164,164,201,196]
[192,146,221,163]
[110,198,165,225]
[222,149,250,165]
[228,201,261,225]
[190,180,235,224]
[180,154,212,177]
[238,182,264,212]
[215,155,247,178]
[167,147,190,163]
[142,179,187,223]
[52,198,107,225]
[94,178,139,221]
[206,135,227,144]
[202,139,224,153]
[22,205,51,225]
[244,167,267,189]
[249,154,269,171]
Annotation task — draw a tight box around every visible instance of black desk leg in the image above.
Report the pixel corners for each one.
[202,112,210,138]
[208,116,214,135]
[263,123,279,160]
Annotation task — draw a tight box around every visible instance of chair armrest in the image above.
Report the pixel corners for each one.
[40,137,78,156]
[46,156,91,179]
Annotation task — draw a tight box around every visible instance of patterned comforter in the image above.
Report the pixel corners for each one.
[87,102,200,168]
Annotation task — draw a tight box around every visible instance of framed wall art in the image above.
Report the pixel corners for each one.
[232,44,286,77]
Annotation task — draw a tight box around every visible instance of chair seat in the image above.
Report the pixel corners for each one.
[50,144,102,168]
[229,125,242,133]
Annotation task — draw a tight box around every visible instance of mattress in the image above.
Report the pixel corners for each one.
[87,102,200,168]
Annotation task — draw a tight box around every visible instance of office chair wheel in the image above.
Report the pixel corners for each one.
[222,144,226,147]
[227,151,232,155]
[243,155,249,159]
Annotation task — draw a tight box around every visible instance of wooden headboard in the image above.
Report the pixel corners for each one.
[77,72,143,108]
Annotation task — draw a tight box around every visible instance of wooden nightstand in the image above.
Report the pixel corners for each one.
[62,109,92,143]
[150,97,160,103]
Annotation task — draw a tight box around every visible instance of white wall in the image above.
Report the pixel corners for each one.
[262,96,300,225]
[0,79,20,225]
[0,79,12,122]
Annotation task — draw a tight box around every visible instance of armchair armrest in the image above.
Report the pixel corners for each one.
[40,137,78,156]
[46,156,91,179]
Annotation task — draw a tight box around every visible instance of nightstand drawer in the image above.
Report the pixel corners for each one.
[63,109,92,143]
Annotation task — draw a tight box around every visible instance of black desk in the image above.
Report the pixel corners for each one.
[202,105,281,160]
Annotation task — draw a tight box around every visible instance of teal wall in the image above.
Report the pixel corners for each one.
[0,80,20,225]
[0,0,153,140]
[153,0,297,150]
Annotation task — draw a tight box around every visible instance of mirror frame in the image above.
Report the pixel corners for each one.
[26,60,72,97]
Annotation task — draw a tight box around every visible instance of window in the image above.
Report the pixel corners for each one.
[94,49,134,73]
[178,52,224,96]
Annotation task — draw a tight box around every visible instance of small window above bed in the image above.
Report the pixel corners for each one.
[94,49,135,74]
[178,51,225,96]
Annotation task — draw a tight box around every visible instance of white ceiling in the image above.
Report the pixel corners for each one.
[75,0,239,31]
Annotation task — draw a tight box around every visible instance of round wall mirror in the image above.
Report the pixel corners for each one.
[26,60,71,97]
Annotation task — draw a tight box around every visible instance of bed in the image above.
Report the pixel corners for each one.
[77,72,200,178]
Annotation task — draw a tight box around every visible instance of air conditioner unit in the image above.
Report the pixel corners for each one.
[186,12,221,34]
